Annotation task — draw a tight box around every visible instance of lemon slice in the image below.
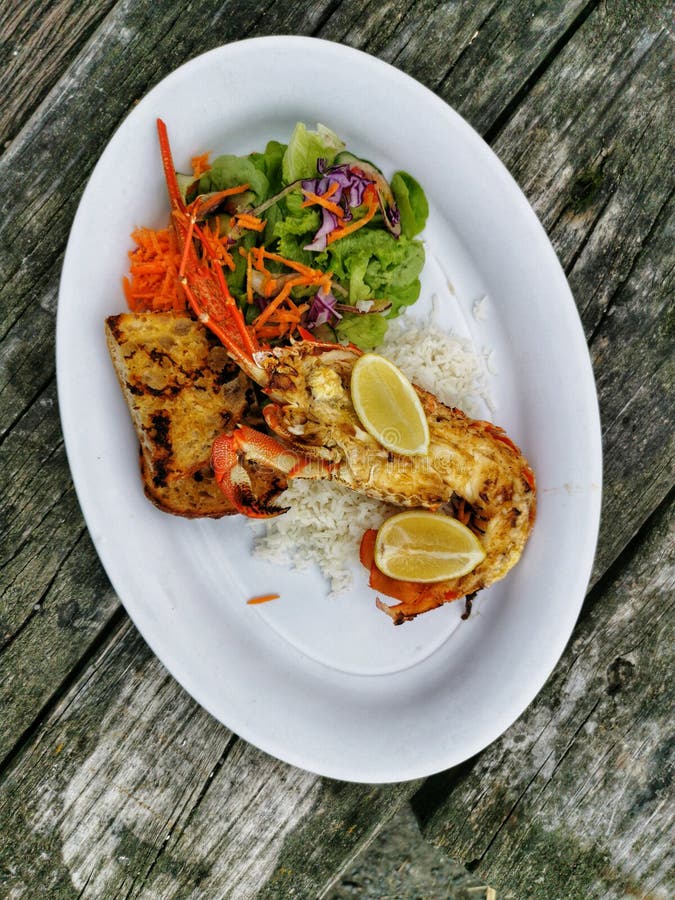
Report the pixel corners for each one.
[350,354,430,456]
[374,510,486,582]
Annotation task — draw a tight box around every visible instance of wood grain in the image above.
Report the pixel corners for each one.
[0,0,118,147]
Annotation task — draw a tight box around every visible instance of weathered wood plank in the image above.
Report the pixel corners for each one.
[0,0,346,777]
[0,0,118,148]
[0,370,123,764]
[320,0,499,69]
[490,3,674,581]
[588,200,674,582]
[325,803,490,898]
[415,492,674,899]
[0,532,118,767]
[1,381,83,633]
[0,283,58,438]
[496,9,672,335]
[387,0,594,136]
[0,619,420,898]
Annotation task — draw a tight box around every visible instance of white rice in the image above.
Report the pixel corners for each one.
[250,312,493,595]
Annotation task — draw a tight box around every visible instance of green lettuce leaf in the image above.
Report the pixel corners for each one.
[391,171,429,237]
[270,190,320,265]
[386,278,421,316]
[336,312,388,351]
[249,140,286,195]
[317,228,425,311]
[282,123,345,183]
[176,171,201,203]
[227,230,258,301]
[198,155,269,204]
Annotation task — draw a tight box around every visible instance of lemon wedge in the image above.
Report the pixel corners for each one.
[374,511,486,582]
[350,354,430,456]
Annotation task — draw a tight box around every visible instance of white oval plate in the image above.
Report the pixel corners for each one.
[57,36,602,783]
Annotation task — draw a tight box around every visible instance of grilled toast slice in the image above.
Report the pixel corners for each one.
[105,312,282,518]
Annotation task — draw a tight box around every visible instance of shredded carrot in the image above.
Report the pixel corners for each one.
[123,226,186,313]
[235,213,266,232]
[327,186,379,244]
[200,218,235,271]
[301,189,344,218]
[241,247,334,340]
[256,325,286,339]
[246,593,280,605]
[285,295,300,314]
[252,278,303,329]
[323,180,339,199]
[191,152,211,177]
[123,175,338,346]
[259,249,324,278]
[262,277,280,298]
[251,245,271,274]
[274,308,309,323]
[246,249,253,305]
[252,273,327,330]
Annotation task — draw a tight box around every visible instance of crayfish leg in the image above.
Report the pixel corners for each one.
[212,433,289,519]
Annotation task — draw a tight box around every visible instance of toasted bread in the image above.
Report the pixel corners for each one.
[105,312,281,518]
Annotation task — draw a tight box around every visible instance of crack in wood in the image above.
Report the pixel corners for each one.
[0,400,60,466]
[310,0,345,36]
[75,862,97,900]
[0,524,87,653]
[533,697,604,807]
[482,0,603,144]
[158,731,238,840]
[464,747,560,871]
[0,604,126,779]
[466,694,603,879]
[433,1,501,94]
[556,739,618,812]
[587,185,674,347]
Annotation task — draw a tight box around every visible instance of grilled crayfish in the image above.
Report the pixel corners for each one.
[157,119,536,624]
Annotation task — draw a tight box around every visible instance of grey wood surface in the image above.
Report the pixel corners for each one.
[1,0,672,897]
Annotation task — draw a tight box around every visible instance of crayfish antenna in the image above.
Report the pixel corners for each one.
[156,119,266,384]
[157,118,186,213]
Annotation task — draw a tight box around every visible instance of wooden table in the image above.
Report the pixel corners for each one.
[1,2,672,897]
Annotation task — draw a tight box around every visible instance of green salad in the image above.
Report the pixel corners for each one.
[178,122,429,350]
